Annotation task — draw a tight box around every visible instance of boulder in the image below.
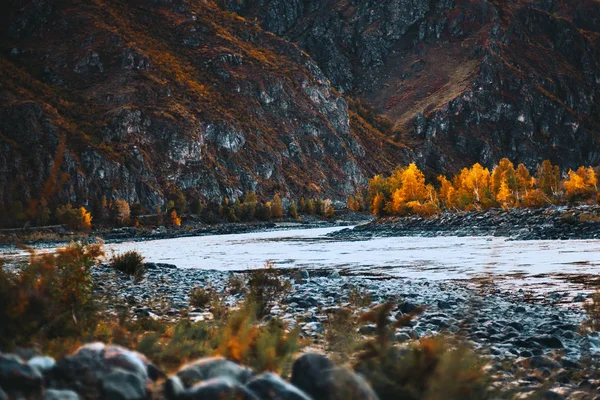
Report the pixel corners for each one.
[290,353,334,399]
[166,376,258,400]
[246,372,313,400]
[0,353,43,395]
[101,368,146,400]
[175,357,253,387]
[50,343,162,397]
[291,354,378,400]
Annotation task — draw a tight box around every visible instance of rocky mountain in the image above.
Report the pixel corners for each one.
[0,0,409,219]
[224,0,600,174]
[2,0,600,224]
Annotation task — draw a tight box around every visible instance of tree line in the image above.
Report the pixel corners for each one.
[0,190,336,231]
[348,159,598,217]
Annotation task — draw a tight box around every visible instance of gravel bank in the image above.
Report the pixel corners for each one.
[330,205,600,241]
[93,262,600,398]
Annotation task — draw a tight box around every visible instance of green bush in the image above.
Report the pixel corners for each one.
[189,286,218,308]
[325,308,360,360]
[110,250,145,280]
[348,286,373,308]
[247,261,292,318]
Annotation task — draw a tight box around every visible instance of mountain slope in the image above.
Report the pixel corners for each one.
[0,0,409,220]
[224,0,600,173]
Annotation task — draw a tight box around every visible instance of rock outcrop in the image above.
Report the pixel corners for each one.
[225,0,600,174]
[0,0,409,219]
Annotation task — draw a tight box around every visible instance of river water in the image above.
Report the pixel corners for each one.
[104,226,600,295]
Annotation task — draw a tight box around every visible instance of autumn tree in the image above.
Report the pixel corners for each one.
[399,163,428,202]
[368,175,390,204]
[437,175,456,209]
[564,166,598,199]
[372,193,386,216]
[515,163,534,200]
[112,200,131,226]
[271,194,284,220]
[170,210,181,227]
[347,195,361,212]
[536,160,560,197]
[55,205,92,231]
[289,201,298,219]
[491,158,518,199]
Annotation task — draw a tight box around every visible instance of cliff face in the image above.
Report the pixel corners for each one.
[0,0,408,215]
[225,0,600,173]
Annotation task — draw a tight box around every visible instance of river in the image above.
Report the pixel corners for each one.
[102,226,600,295]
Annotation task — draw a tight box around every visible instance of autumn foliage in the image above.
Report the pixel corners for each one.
[0,243,103,348]
[365,159,599,217]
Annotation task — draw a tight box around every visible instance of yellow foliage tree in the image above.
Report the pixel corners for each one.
[461,163,491,203]
[399,163,428,202]
[496,178,513,207]
[347,195,361,212]
[271,194,283,220]
[372,193,386,216]
[437,175,456,209]
[536,160,560,197]
[170,210,181,227]
[491,158,517,197]
[56,205,92,231]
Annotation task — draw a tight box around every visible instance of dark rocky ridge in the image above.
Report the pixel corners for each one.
[225,0,600,175]
[0,0,409,216]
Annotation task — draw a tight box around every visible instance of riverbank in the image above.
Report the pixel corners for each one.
[0,213,371,250]
[330,205,600,241]
[88,262,599,398]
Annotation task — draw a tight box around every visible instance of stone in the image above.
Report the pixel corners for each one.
[528,356,561,370]
[290,354,334,400]
[45,389,81,400]
[167,376,258,400]
[358,325,377,335]
[176,357,253,387]
[0,354,43,395]
[29,356,56,373]
[246,372,312,400]
[399,302,419,314]
[291,354,378,400]
[395,333,411,343]
[101,368,146,400]
[528,336,564,349]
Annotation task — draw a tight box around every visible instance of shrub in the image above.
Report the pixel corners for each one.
[247,261,292,318]
[349,286,373,308]
[226,274,246,295]
[325,308,360,360]
[189,286,218,308]
[354,302,490,400]
[0,243,103,349]
[110,250,145,280]
[217,307,300,373]
[55,204,92,231]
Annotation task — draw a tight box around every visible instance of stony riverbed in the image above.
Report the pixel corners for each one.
[92,261,600,399]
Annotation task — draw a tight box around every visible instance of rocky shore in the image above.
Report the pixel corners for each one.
[85,262,600,399]
[331,205,600,241]
[0,214,369,250]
